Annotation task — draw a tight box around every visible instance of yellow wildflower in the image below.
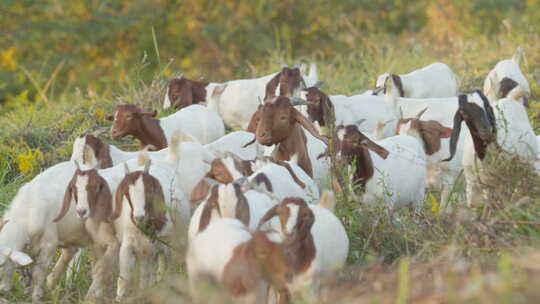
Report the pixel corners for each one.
[94,107,105,120]
[16,148,42,174]
[0,47,17,71]
[429,193,439,213]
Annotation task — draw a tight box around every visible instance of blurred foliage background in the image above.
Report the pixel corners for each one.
[1,0,538,108]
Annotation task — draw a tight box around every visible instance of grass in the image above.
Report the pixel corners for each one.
[2,30,540,303]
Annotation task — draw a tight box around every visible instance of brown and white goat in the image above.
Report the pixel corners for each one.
[106,103,224,150]
[187,218,291,304]
[257,194,349,301]
[52,162,119,300]
[164,64,314,130]
[245,96,328,178]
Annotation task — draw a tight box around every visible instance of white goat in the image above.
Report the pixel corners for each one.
[373,62,458,98]
[484,46,529,107]
[164,64,318,130]
[186,218,290,304]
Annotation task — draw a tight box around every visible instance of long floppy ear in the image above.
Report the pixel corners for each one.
[391,74,405,97]
[233,183,250,227]
[190,178,211,203]
[362,138,390,159]
[112,179,129,220]
[264,72,281,100]
[257,204,280,229]
[53,177,77,222]
[144,175,167,230]
[246,105,262,134]
[442,100,464,162]
[292,108,329,145]
[295,206,315,241]
[198,185,219,233]
[417,121,449,155]
[94,181,113,222]
[476,90,496,132]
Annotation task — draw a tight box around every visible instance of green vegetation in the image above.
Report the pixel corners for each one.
[2,1,540,302]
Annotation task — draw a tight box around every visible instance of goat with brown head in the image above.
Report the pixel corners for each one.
[303,85,334,127]
[396,108,453,155]
[444,91,496,162]
[166,75,209,109]
[54,161,113,223]
[245,96,328,177]
[264,64,306,100]
[111,162,168,232]
[105,104,165,151]
[332,124,390,190]
[72,127,113,169]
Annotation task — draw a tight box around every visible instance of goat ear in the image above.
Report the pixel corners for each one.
[234,184,250,227]
[292,108,329,145]
[190,179,211,203]
[257,204,280,229]
[442,101,464,162]
[295,207,315,241]
[105,115,114,121]
[94,182,113,222]
[198,186,219,233]
[264,72,281,100]
[53,178,75,223]
[111,180,128,220]
[246,106,262,134]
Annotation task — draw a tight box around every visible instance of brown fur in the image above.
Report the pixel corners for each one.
[233,183,250,227]
[112,171,167,231]
[106,104,167,151]
[190,178,211,203]
[391,74,405,97]
[168,77,209,108]
[252,173,273,192]
[499,77,519,99]
[397,119,452,155]
[222,229,290,300]
[264,67,304,100]
[247,96,328,178]
[304,87,334,127]
[82,134,113,169]
[198,185,220,233]
[335,125,389,191]
[54,169,113,223]
[258,198,316,277]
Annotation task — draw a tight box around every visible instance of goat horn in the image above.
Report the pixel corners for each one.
[415,107,428,119]
[124,163,130,175]
[74,160,81,171]
[144,159,152,173]
[356,119,367,126]
[290,97,309,106]
[91,127,109,137]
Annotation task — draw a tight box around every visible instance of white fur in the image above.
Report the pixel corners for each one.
[171,65,318,130]
[375,62,458,98]
[188,185,278,243]
[462,97,538,206]
[186,219,271,303]
[0,162,92,301]
[204,131,262,160]
[158,104,225,144]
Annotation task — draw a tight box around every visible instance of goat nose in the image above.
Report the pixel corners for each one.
[77,209,87,218]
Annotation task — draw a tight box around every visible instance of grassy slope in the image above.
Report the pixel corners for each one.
[2,33,540,302]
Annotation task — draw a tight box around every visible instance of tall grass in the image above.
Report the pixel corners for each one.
[2,31,540,302]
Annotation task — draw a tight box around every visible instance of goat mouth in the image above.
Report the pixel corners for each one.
[110,130,125,140]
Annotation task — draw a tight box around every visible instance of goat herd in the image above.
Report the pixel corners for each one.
[0,46,538,303]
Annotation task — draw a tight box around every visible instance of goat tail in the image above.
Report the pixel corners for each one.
[512,46,525,65]
[318,190,336,212]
